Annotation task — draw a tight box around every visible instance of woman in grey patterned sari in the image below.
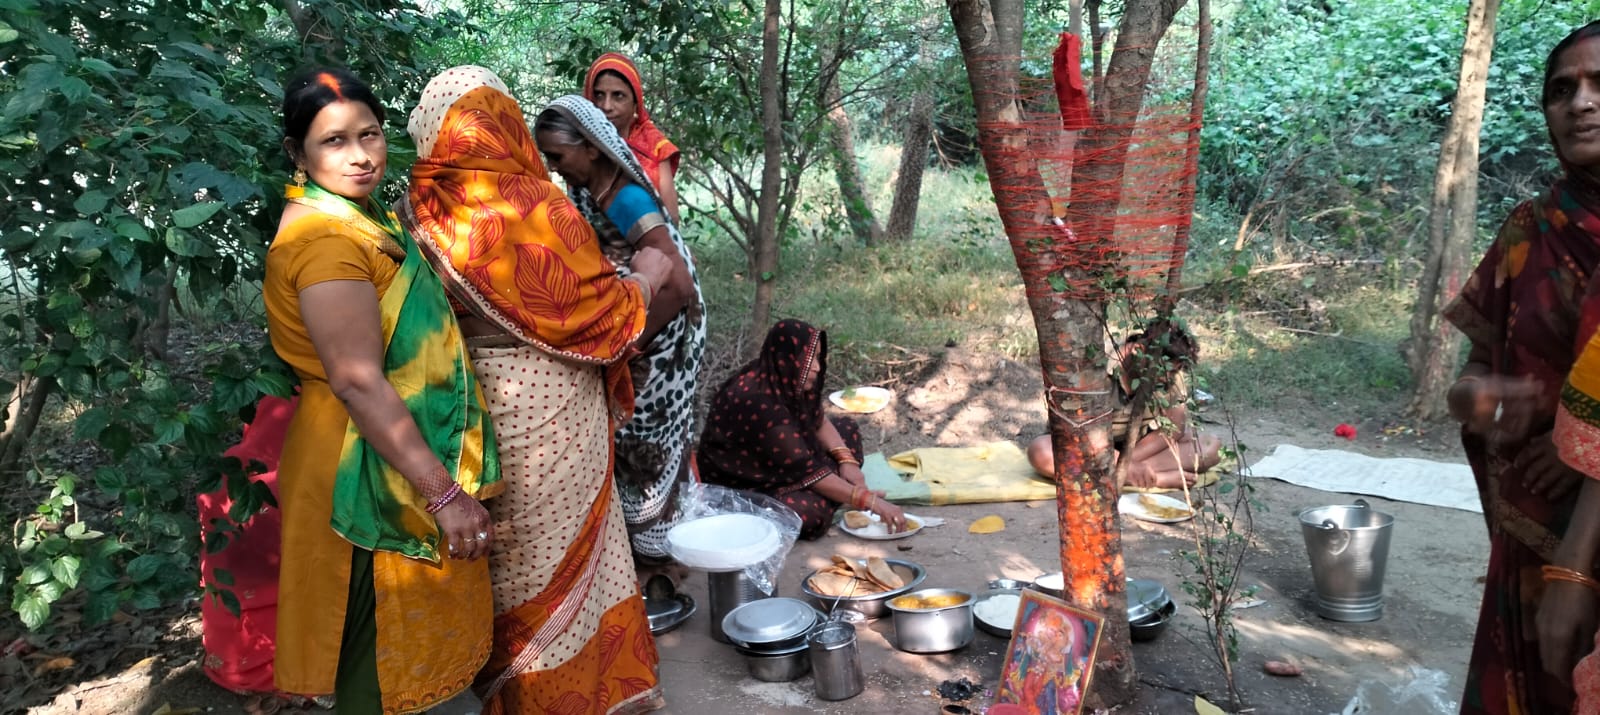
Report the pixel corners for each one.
[533,95,706,581]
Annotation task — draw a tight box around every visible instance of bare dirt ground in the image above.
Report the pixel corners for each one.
[8,346,1486,714]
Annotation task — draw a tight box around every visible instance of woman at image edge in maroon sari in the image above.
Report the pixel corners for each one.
[1445,20,1600,715]
[697,320,908,538]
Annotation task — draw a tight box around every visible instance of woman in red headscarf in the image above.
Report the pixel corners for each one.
[584,53,682,224]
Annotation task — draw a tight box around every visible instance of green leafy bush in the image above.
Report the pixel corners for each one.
[0,0,461,633]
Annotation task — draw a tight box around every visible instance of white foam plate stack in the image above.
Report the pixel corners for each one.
[666,513,782,571]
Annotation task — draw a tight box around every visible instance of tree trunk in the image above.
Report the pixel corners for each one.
[886,87,933,241]
[1088,0,1106,95]
[1404,0,1500,419]
[748,0,785,344]
[0,376,54,475]
[280,0,345,58]
[144,263,178,361]
[949,0,1182,707]
[822,58,884,245]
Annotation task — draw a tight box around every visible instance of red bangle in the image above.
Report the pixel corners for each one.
[426,482,463,514]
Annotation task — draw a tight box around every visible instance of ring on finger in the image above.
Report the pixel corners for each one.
[477,531,490,540]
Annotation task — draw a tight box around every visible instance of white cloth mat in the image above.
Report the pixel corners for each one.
[1247,444,1480,513]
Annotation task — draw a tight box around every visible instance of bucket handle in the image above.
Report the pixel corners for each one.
[1315,518,1351,555]
[1352,498,1370,510]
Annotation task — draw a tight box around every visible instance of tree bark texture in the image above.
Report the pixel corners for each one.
[1088,0,1105,95]
[748,0,785,345]
[0,376,54,475]
[948,0,1143,706]
[886,86,934,241]
[1404,0,1500,419]
[822,62,884,245]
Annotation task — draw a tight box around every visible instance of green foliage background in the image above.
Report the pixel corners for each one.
[1197,0,1600,257]
[0,0,462,632]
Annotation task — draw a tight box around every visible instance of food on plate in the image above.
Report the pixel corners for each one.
[1138,494,1193,520]
[836,387,889,412]
[891,592,971,610]
[842,511,923,537]
[843,510,873,529]
[807,553,906,596]
[974,593,1022,627]
[968,515,1006,534]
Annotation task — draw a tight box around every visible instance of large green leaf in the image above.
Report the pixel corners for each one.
[74,189,110,216]
[50,555,81,589]
[15,593,48,630]
[125,554,163,583]
[74,406,112,440]
[84,591,121,625]
[173,162,259,205]
[171,201,224,228]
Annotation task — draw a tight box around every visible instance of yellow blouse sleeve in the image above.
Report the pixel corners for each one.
[277,224,384,291]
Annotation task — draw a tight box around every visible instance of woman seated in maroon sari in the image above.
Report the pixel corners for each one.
[698,320,908,538]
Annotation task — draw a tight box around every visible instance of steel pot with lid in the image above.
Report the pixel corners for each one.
[721,597,822,651]
[1126,579,1173,622]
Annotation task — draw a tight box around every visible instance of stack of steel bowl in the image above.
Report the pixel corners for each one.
[721,597,824,682]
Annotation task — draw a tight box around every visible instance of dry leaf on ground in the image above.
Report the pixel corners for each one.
[968,515,1005,534]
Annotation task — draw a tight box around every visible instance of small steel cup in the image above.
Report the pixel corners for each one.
[807,621,864,701]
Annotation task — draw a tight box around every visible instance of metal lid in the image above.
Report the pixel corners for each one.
[1126,579,1172,622]
[722,597,820,646]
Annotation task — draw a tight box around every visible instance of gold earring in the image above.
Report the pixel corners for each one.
[293,167,308,187]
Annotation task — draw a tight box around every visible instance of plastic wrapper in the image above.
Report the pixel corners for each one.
[668,482,802,594]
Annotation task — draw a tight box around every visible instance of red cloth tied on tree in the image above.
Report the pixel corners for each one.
[1053,32,1091,131]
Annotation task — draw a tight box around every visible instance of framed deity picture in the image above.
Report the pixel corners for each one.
[995,588,1104,715]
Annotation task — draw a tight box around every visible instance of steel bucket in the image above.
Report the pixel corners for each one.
[1299,498,1394,622]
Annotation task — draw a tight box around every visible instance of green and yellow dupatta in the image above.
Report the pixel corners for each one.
[287,182,502,563]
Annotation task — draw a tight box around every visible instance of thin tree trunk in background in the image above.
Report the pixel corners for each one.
[1088,0,1106,95]
[949,0,1156,706]
[886,87,933,241]
[144,264,178,361]
[886,10,938,242]
[822,60,884,245]
[748,0,785,344]
[0,376,54,475]
[1405,0,1500,419]
[1070,0,1084,37]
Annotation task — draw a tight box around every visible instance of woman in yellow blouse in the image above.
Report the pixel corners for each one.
[263,67,501,714]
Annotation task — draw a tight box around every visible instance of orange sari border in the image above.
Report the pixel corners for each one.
[482,473,616,696]
[481,600,661,715]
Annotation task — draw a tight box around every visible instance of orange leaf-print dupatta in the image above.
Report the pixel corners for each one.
[406,65,645,412]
